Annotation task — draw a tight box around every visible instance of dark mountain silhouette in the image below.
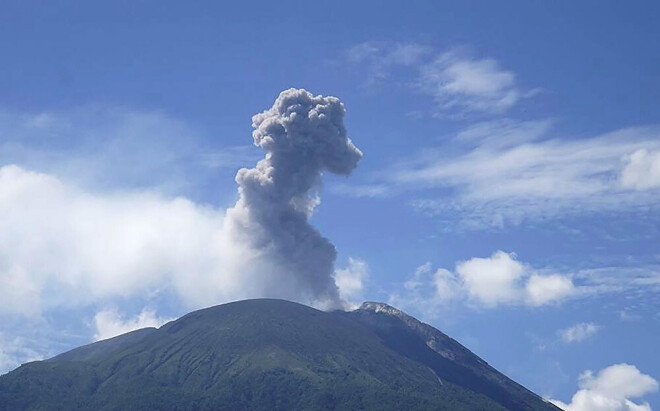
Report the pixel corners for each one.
[0,299,558,410]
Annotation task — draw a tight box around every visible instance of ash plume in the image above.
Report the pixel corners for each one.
[226,89,362,308]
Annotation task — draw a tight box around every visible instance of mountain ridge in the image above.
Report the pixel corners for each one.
[0,299,559,410]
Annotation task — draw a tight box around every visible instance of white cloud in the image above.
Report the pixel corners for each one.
[0,334,42,375]
[433,267,462,302]
[93,308,173,341]
[0,89,365,316]
[404,262,462,302]
[0,106,253,199]
[418,51,529,113]
[397,124,660,227]
[388,262,462,319]
[618,310,642,322]
[551,364,658,411]
[348,42,431,67]
[331,183,391,198]
[620,148,660,190]
[390,254,659,317]
[390,251,575,313]
[0,350,14,375]
[525,274,575,307]
[458,251,575,307]
[455,118,553,148]
[456,250,525,306]
[347,42,432,85]
[0,164,341,316]
[347,43,532,114]
[345,43,660,225]
[559,323,600,343]
[347,42,381,63]
[334,258,369,309]
[574,266,660,296]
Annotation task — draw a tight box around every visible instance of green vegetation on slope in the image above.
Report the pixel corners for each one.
[0,299,558,411]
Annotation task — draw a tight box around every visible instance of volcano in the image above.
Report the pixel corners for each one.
[0,299,558,410]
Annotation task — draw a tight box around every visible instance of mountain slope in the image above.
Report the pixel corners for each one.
[345,302,555,410]
[0,299,558,410]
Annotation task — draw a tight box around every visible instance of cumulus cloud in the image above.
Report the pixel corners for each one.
[432,267,462,302]
[456,251,526,306]
[459,251,574,307]
[0,164,251,315]
[0,89,362,316]
[559,323,600,344]
[551,364,658,411]
[387,262,461,319]
[334,258,369,308]
[525,274,576,307]
[390,251,575,313]
[93,308,173,341]
[620,148,660,190]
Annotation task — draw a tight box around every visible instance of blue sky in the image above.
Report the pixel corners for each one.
[1,1,659,409]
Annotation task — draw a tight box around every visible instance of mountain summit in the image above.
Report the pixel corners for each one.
[0,299,558,410]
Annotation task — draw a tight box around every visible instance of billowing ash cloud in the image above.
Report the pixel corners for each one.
[0,89,361,324]
[226,89,362,308]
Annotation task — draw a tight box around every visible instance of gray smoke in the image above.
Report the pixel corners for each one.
[226,89,362,308]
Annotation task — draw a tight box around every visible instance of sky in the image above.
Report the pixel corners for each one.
[1,1,659,409]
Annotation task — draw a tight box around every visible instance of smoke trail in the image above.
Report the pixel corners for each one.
[226,88,362,308]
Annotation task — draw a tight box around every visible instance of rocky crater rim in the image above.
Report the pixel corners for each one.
[358,301,410,318]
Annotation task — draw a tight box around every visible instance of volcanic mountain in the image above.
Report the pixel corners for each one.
[0,299,558,410]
